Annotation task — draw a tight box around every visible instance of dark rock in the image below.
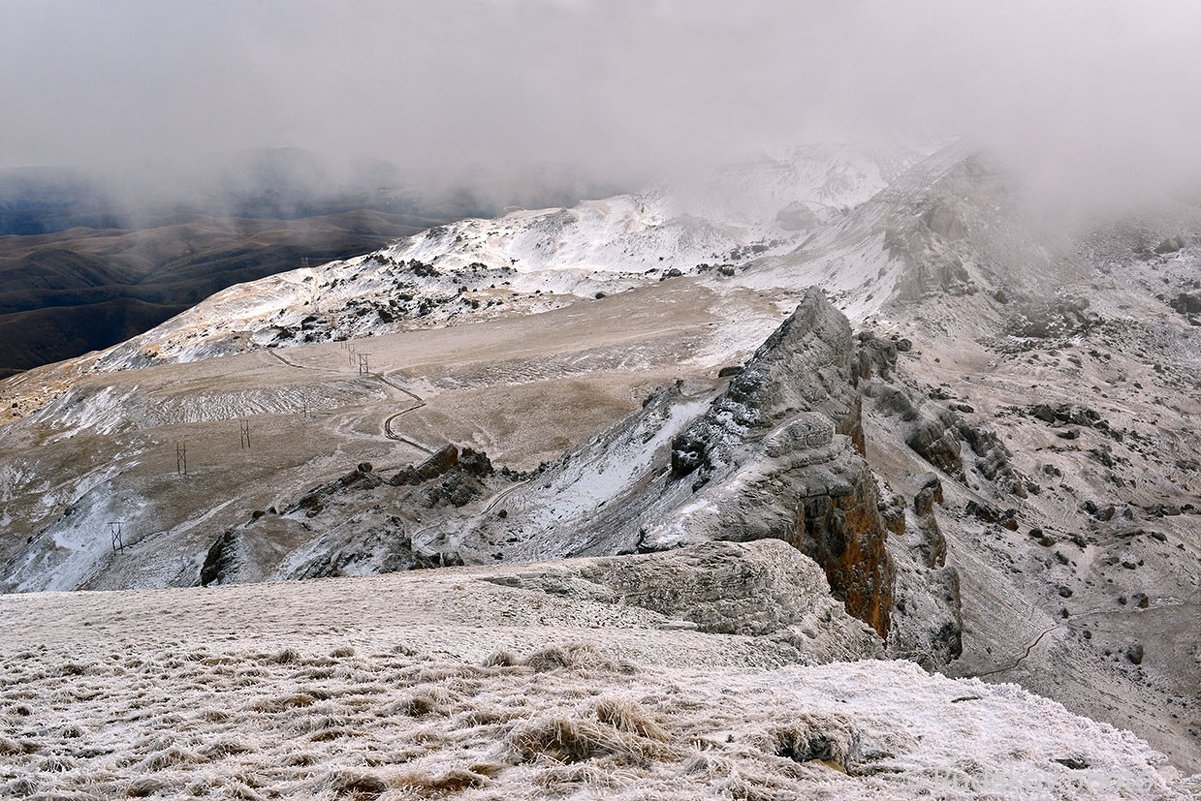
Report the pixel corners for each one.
[390,444,460,486]
[1126,643,1144,665]
[1172,292,1201,315]
[717,365,743,378]
[855,331,898,381]
[458,447,494,478]
[1154,236,1184,254]
[199,529,238,587]
[913,473,944,517]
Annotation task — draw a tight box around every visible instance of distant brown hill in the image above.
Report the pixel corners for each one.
[0,208,455,376]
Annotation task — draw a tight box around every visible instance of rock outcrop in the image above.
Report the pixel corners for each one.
[450,290,904,641]
[479,539,883,664]
[643,290,894,636]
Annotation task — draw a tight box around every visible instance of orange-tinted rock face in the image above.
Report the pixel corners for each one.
[790,463,895,639]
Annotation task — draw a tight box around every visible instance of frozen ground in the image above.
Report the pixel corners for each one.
[0,545,1192,800]
[2,142,1200,787]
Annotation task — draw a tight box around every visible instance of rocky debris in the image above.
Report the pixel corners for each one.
[775,201,821,232]
[867,384,962,475]
[854,330,898,381]
[457,447,494,478]
[391,444,461,486]
[390,444,495,488]
[419,469,488,509]
[913,472,944,517]
[965,500,1019,529]
[199,529,239,586]
[960,424,1026,496]
[1029,403,1105,429]
[292,535,464,581]
[883,474,963,668]
[1171,291,1201,320]
[290,463,384,517]
[885,195,978,300]
[1005,296,1097,339]
[866,382,1027,496]
[1154,236,1186,255]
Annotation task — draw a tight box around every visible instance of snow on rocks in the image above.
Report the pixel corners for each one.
[79,143,939,373]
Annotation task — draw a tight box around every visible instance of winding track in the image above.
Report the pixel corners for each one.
[266,348,434,453]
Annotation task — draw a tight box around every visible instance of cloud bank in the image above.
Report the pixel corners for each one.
[3,0,1201,208]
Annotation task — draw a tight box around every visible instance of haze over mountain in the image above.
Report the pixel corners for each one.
[2,3,1200,799]
[0,148,621,378]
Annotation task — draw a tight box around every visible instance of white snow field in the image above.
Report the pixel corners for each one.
[0,543,1192,800]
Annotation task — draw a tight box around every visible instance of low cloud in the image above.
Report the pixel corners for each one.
[3,1,1200,212]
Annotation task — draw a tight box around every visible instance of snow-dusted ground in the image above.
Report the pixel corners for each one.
[2,140,1201,788]
[0,552,1191,800]
[70,143,936,372]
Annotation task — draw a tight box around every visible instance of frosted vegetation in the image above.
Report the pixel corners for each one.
[0,561,1190,800]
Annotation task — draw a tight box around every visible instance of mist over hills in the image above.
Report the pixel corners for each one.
[0,148,623,377]
[4,2,1201,798]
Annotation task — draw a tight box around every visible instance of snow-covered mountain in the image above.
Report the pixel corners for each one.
[82,143,937,370]
[2,141,1200,788]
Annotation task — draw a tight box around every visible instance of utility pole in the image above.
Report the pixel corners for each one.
[358,353,370,376]
[109,521,125,552]
[176,442,188,476]
[239,420,252,451]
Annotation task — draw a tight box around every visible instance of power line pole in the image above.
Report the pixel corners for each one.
[176,442,188,476]
[109,521,125,552]
[239,420,252,451]
[358,353,370,376]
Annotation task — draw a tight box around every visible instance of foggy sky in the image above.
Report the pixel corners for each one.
[4,0,1201,209]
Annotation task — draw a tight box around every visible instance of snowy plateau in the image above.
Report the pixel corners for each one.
[1,143,1199,799]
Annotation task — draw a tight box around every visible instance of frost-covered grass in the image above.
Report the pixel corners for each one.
[0,572,1190,800]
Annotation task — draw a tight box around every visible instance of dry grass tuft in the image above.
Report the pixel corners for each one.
[521,643,631,674]
[126,777,168,797]
[321,769,388,800]
[252,692,315,712]
[37,754,79,774]
[389,768,487,798]
[593,697,669,741]
[482,650,517,667]
[508,708,678,767]
[762,714,859,772]
[394,686,459,718]
[331,646,356,658]
[272,648,302,665]
[140,746,206,771]
[0,735,26,755]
